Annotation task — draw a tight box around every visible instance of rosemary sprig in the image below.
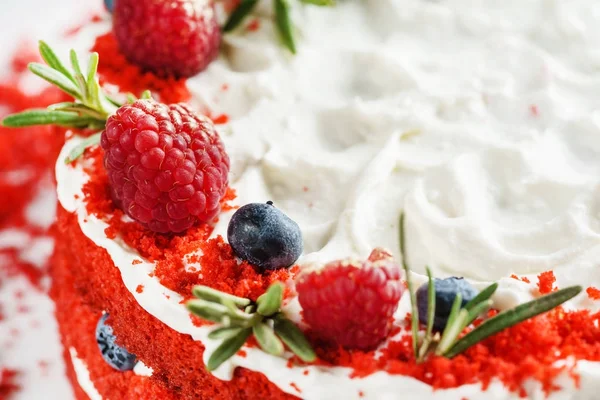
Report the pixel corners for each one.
[398,211,582,361]
[417,266,435,362]
[222,0,335,54]
[186,282,316,371]
[274,0,296,54]
[399,212,419,357]
[0,41,152,163]
[223,0,260,32]
[445,285,582,358]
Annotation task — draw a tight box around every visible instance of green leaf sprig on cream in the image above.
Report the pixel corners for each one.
[222,0,335,54]
[186,282,316,371]
[399,213,582,362]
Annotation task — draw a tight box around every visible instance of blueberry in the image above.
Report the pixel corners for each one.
[96,314,136,371]
[416,277,478,332]
[227,201,303,271]
[104,0,114,13]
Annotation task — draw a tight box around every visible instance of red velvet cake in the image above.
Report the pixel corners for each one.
[4,1,600,399]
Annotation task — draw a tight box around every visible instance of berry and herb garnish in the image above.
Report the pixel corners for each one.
[186,282,316,370]
[227,201,303,271]
[416,277,477,332]
[1,42,231,233]
[113,0,221,78]
[223,0,335,54]
[96,313,137,371]
[399,213,582,363]
[297,248,403,350]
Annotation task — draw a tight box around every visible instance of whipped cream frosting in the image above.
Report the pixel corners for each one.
[56,0,600,398]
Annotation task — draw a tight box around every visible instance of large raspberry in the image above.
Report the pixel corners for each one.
[297,248,403,350]
[113,0,221,78]
[100,99,230,233]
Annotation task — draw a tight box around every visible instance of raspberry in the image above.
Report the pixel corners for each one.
[113,0,221,78]
[297,248,403,350]
[100,99,230,233]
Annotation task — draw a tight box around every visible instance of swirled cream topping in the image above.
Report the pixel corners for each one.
[57,0,600,398]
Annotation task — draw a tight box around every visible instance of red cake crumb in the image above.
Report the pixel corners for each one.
[212,114,230,125]
[289,382,301,393]
[587,287,600,300]
[0,368,21,398]
[91,33,191,104]
[247,19,261,32]
[537,271,557,294]
[510,274,530,283]
[530,104,540,117]
[308,304,600,397]
[136,285,144,294]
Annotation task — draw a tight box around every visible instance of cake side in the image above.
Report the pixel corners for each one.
[52,204,296,399]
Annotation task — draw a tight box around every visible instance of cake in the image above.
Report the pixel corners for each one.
[3,0,600,399]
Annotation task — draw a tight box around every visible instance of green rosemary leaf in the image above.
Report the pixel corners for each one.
[445,285,582,358]
[86,53,101,109]
[48,103,106,120]
[125,93,137,104]
[208,326,244,340]
[436,293,463,355]
[70,49,82,76]
[424,267,436,340]
[192,285,251,308]
[417,266,436,362]
[437,308,468,355]
[223,0,259,32]
[28,63,81,100]
[186,298,253,325]
[399,212,419,358]
[222,299,242,316]
[299,0,335,5]
[253,321,285,356]
[274,316,316,362]
[444,293,463,333]
[65,132,102,164]
[2,109,85,128]
[186,299,227,323]
[38,41,74,83]
[274,0,296,54]
[257,282,283,317]
[207,328,252,371]
[464,283,498,312]
[74,73,89,104]
[417,335,432,362]
[463,299,493,328]
[86,53,99,85]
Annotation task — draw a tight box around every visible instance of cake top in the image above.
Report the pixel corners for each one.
[4,0,600,398]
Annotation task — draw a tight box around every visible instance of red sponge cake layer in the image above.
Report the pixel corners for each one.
[51,206,296,399]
